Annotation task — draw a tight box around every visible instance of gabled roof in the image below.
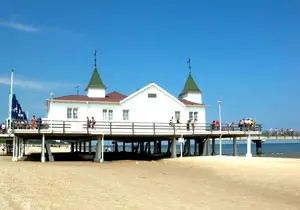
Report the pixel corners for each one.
[53,91,126,103]
[179,73,202,97]
[120,83,186,107]
[85,66,106,90]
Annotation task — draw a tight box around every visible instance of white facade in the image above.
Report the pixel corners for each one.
[180,92,202,104]
[46,83,206,125]
[87,88,105,98]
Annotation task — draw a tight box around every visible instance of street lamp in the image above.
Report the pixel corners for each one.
[50,93,54,129]
[217,100,222,156]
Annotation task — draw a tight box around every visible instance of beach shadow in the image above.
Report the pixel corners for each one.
[23,152,171,162]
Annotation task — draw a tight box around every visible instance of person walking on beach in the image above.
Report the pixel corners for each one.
[31,115,36,129]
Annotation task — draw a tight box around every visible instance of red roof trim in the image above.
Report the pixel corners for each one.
[53,91,127,102]
[179,99,205,106]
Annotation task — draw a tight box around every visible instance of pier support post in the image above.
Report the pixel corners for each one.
[71,142,74,153]
[89,140,92,154]
[83,141,86,153]
[41,134,46,163]
[147,141,151,155]
[154,140,158,154]
[246,134,252,158]
[219,136,222,156]
[23,139,26,156]
[94,136,102,162]
[157,140,161,154]
[171,138,177,158]
[12,136,17,161]
[140,142,144,154]
[131,142,134,153]
[75,141,78,152]
[198,138,205,156]
[206,138,211,156]
[211,138,216,156]
[187,139,191,156]
[233,137,237,156]
[21,138,24,158]
[79,141,82,152]
[101,135,104,163]
[254,140,263,156]
[123,142,126,152]
[194,139,197,155]
[18,138,22,160]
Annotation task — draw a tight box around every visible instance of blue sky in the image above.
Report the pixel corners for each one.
[0,0,299,130]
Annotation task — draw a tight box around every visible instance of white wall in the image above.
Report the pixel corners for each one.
[47,84,206,124]
[181,92,202,104]
[183,107,206,125]
[48,101,118,121]
[87,88,105,98]
[120,85,186,123]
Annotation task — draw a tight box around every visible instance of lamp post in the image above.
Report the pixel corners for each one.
[50,93,54,129]
[217,100,222,156]
[8,68,14,130]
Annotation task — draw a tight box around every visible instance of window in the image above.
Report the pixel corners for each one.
[73,108,78,119]
[108,110,113,120]
[67,108,78,119]
[189,112,193,121]
[67,108,72,119]
[103,109,113,120]
[148,93,157,98]
[175,111,180,122]
[103,109,108,121]
[123,110,129,120]
[194,112,198,122]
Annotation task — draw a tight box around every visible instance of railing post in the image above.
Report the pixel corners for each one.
[132,122,135,135]
[173,123,176,135]
[109,122,112,135]
[153,123,156,135]
[228,124,230,134]
[192,123,194,135]
[63,121,65,133]
[86,122,89,134]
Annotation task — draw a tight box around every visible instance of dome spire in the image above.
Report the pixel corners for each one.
[94,49,97,67]
[187,58,192,74]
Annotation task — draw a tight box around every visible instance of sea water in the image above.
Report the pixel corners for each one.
[102,140,300,158]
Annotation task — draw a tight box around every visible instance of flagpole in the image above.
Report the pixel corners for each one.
[8,68,14,129]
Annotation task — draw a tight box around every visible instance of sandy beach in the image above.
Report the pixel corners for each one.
[0,156,300,210]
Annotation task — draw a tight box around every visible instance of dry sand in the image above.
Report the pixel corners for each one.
[0,156,300,210]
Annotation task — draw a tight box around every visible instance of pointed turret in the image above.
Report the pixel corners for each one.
[179,72,203,104]
[86,50,106,98]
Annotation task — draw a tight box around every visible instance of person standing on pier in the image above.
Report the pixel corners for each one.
[91,117,96,129]
[31,115,36,129]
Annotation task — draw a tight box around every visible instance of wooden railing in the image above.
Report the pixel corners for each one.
[11,120,263,136]
[261,131,300,139]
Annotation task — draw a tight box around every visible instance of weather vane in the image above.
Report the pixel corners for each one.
[94,49,97,67]
[75,85,80,95]
[187,58,192,73]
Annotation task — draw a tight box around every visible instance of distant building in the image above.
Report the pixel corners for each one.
[46,57,206,125]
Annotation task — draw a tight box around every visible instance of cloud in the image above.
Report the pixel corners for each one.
[0,20,39,32]
[0,19,82,37]
[0,75,78,92]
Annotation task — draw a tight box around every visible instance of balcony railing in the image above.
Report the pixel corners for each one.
[261,131,300,139]
[10,120,263,136]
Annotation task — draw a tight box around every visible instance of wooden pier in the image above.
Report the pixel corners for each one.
[2,120,264,162]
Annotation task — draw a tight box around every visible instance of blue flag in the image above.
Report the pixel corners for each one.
[11,94,28,121]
